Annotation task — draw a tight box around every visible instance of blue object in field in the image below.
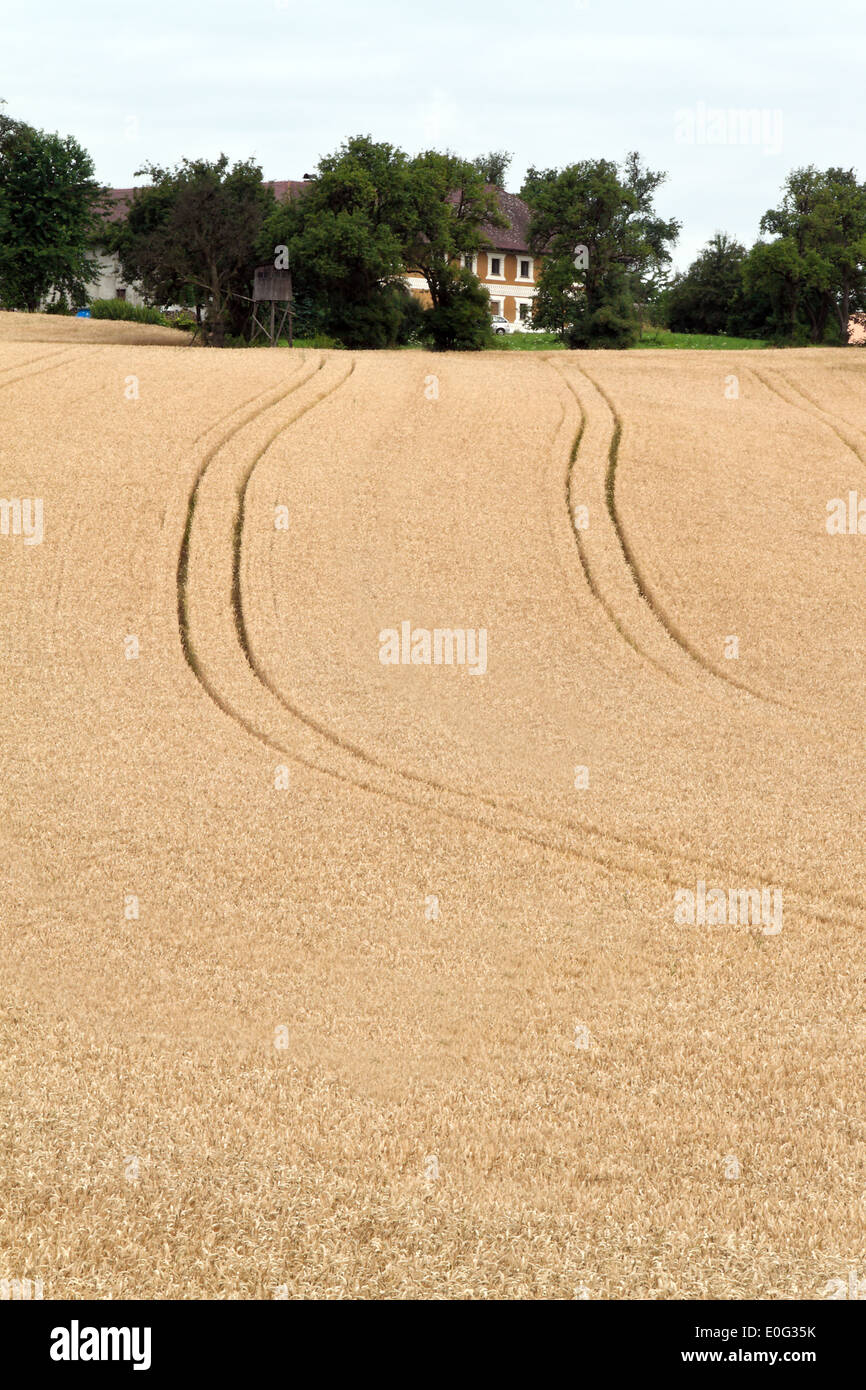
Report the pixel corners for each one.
[76,309,91,318]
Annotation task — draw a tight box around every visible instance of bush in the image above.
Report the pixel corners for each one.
[89,298,167,325]
[422,269,492,351]
[44,295,71,315]
[569,299,640,349]
[325,283,422,349]
[162,308,198,332]
[290,333,344,350]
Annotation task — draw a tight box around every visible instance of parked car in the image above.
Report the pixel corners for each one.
[491,314,511,335]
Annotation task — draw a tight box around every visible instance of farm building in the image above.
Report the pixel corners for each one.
[403,189,541,325]
[89,181,541,325]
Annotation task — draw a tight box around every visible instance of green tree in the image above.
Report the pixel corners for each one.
[740,237,818,342]
[113,155,274,343]
[752,167,866,342]
[0,107,101,310]
[403,149,504,349]
[421,267,491,351]
[259,135,417,349]
[667,233,748,334]
[472,150,512,188]
[522,155,678,347]
[619,151,681,332]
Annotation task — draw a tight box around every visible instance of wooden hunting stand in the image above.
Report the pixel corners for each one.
[250,265,294,346]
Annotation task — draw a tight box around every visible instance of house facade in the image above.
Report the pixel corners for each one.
[404,189,540,325]
[86,189,146,305]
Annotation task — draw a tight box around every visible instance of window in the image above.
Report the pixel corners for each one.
[116,287,127,301]
[519,302,530,323]
[489,299,502,316]
[489,255,503,278]
[517,257,534,282]
[463,254,477,273]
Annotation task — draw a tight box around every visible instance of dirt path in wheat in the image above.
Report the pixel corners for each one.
[0,317,863,1298]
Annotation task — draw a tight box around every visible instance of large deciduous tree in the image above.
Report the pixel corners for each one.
[113,156,274,342]
[403,149,505,349]
[0,107,101,310]
[667,232,749,335]
[746,166,866,342]
[259,135,418,349]
[261,136,503,349]
[522,154,679,347]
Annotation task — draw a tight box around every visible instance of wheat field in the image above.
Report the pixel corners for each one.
[1,311,864,1300]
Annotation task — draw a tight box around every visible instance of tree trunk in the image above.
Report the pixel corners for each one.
[838,278,851,341]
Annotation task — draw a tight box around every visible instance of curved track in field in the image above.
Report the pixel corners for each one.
[177,351,691,893]
[553,358,798,714]
[176,350,865,927]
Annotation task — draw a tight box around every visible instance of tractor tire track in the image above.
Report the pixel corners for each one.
[177,353,864,928]
[179,354,700,895]
[0,346,95,394]
[549,359,686,683]
[749,364,866,469]
[573,363,798,714]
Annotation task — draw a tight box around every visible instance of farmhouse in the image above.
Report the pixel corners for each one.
[87,181,312,307]
[88,189,145,305]
[90,181,540,325]
[404,189,540,326]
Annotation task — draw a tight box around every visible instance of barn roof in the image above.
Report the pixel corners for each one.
[481,188,532,252]
[100,179,532,252]
[101,188,136,223]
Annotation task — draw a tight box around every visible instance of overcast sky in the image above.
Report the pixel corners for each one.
[3,0,864,268]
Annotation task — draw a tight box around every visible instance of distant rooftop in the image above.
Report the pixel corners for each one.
[101,179,532,251]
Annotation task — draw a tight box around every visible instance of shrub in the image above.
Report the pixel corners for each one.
[325,283,422,349]
[572,299,640,349]
[89,298,167,325]
[422,268,492,351]
[44,295,71,315]
[162,308,198,332]
[290,333,343,350]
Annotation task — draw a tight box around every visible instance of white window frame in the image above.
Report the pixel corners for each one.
[462,253,478,275]
[489,298,503,316]
[516,255,534,283]
[486,252,505,281]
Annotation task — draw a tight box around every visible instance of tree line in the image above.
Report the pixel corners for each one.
[663,169,866,343]
[1,103,864,348]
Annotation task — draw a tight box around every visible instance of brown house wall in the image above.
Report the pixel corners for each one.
[407,247,544,325]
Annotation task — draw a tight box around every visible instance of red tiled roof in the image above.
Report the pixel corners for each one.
[101,179,532,252]
[267,179,312,202]
[446,186,532,253]
[101,187,136,223]
[481,188,532,253]
[100,180,313,223]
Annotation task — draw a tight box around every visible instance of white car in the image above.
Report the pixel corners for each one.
[491,314,512,335]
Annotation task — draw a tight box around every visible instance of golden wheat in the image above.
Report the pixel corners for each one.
[1,313,863,1299]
